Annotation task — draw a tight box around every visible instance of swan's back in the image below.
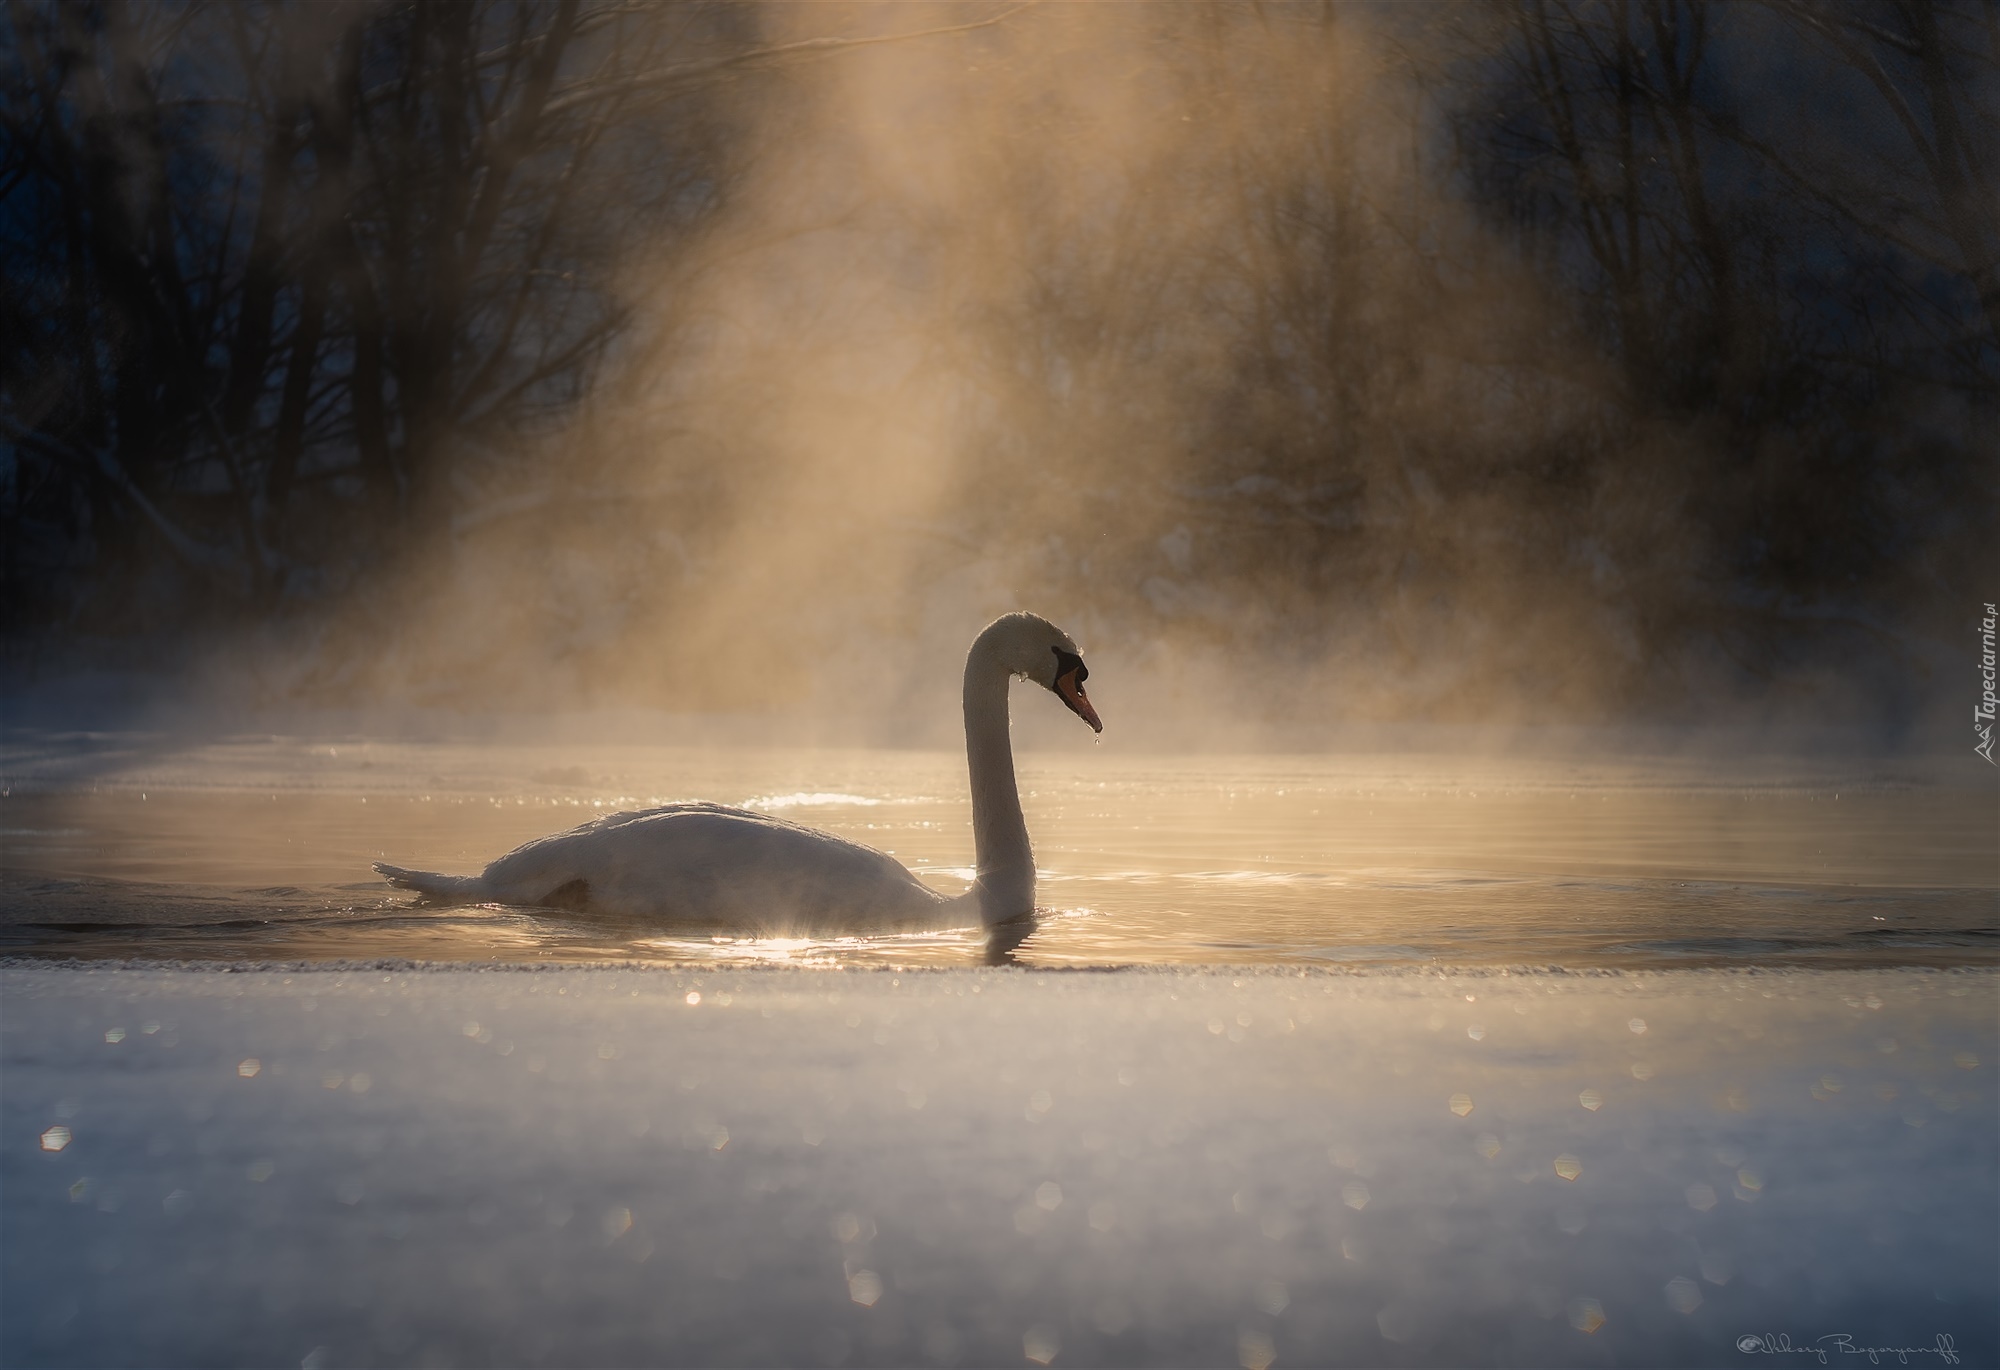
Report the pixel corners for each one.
[482,803,948,931]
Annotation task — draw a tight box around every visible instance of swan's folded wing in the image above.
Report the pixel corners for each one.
[481,804,944,928]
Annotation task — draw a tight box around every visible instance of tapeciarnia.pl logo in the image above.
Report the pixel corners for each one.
[1977,602,1996,765]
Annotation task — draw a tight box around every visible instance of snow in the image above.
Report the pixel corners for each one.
[4,963,1993,1367]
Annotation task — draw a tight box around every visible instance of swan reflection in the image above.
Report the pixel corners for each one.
[983,913,1037,966]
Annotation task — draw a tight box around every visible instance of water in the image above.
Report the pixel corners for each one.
[3,732,1992,969]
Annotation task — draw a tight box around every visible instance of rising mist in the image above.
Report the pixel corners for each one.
[4,1,1994,736]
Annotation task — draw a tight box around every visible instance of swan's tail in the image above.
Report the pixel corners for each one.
[373,862,486,904]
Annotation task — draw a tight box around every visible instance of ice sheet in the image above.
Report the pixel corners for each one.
[4,963,1992,1368]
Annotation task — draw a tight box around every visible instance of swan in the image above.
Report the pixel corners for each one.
[373,612,1101,931]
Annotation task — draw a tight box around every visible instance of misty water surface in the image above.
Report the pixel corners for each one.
[3,736,1990,969]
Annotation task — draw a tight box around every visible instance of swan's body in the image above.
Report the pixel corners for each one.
[374,613,1101,932]
[378,802,947,927]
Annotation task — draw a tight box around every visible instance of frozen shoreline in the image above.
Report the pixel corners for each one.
[4,963,1993,1368]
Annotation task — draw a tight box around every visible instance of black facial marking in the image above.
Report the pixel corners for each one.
[1052,646,1087,686]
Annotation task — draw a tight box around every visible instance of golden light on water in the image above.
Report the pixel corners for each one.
[5,744,1988,972]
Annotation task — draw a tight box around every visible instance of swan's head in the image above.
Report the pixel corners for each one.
[979,612,1103,733]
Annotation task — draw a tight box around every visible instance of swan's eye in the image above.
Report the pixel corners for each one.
[1052,647,1086,686]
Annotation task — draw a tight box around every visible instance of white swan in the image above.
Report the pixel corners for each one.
[373,612,1101,931]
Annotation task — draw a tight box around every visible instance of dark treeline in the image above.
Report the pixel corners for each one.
[2,1,1994,721]
[2,0,750,617]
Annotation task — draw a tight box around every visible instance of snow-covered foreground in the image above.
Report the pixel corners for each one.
[4,964,1992,1369]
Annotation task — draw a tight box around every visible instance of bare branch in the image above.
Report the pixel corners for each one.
[541,4,1034,118]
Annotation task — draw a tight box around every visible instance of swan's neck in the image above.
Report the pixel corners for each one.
[963,641,1033,924]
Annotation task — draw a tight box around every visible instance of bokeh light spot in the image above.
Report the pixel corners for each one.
[1566,1297,1605,1333]
[1665,1277,1702,1314]
[848,1269,882,1307]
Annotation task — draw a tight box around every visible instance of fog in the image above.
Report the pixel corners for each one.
[4,1,1994,740]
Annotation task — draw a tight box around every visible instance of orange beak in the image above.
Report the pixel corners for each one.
[1055,668,1102,733]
